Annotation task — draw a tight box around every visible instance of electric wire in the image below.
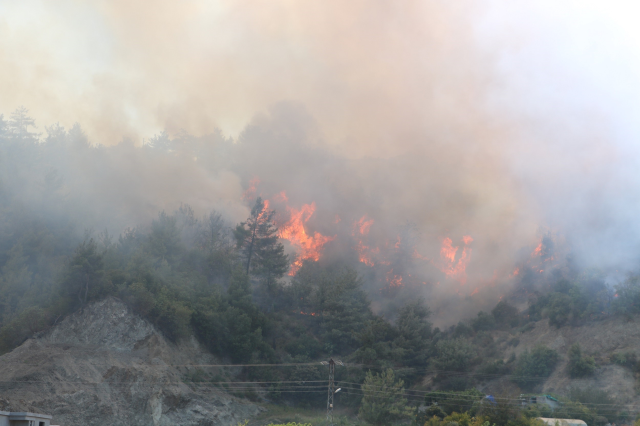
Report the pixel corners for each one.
[2,361,637,413]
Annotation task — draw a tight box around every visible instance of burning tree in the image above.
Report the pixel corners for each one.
[234,197,289,293]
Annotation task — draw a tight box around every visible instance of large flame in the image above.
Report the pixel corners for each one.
[438,236,473,284]
[352,215,377,266]
[278,200,336,275]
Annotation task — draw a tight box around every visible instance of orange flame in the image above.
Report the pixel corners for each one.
[532,241,543,257]
[272,190,288,203]
[353,216,374,236]
[352,216,377,266]
[386,269,404,288]
[355,241,377,266]
[412,248,428,260]
[437,236,473,284]
[252,199,272,226]
[279,201,336,276]
[440,237,458,263]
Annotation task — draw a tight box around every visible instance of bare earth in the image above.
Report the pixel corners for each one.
[0,297,262,426]
[486,317,640,404]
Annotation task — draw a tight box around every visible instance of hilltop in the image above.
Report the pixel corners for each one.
[0,297,261,426]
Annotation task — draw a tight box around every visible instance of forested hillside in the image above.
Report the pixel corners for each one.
[3,108,640,425]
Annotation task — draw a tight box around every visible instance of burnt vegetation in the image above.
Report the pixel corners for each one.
[0,108,638,424]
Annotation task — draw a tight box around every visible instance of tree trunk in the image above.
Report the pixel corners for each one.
[84,273,89,305]
[245,220,258,274]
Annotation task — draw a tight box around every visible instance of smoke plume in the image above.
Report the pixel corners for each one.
[2,1,640,324]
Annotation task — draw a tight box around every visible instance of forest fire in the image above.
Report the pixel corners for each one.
[386,269,404,288]
[250,182,553,295]
[354,216,374,235]
[437,236,473,284]
[353,216,378,266]
[243,177,260,201]
[355,241,377,266]
[532,241,543,256]
[277,200,335,275]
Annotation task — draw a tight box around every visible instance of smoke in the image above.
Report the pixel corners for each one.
[2,1,640,324]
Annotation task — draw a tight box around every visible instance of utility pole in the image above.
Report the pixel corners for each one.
[326,358,335,424]
[321,358,343,426]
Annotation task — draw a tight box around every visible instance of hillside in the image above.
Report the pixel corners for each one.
[0,297,261,426]
[3,295,640,425]
[499,317,640,403]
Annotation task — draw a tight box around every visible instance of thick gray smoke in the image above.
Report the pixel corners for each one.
[2,1,640,325]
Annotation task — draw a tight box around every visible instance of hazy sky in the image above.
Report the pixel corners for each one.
[2,1,637,151]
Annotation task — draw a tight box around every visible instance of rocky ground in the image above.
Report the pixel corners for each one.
[0,297,262,426]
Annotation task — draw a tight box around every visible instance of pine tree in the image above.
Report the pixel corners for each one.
[359,369,413,426]
[60,239,107,307]
[8,106,39,141]
[234,198,289,290]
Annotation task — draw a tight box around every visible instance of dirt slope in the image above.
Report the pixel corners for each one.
[0,297,262,426]
[486,317,640,404]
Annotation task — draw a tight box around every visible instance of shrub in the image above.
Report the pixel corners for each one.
[472,311,496,331]
[492,301,520,328]
[546,293,573,327]
[434,338,476,373]
[452,322,474,338]
[611,351,637,369]
[424,389,483,415]
[359,369,412,426]
[478,359,510,377]
[569,387,618,422]
[567,343,596,378]
[513,345,559,390]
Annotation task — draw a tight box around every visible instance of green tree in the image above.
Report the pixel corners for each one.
[353,316,397,364]
[434,338,475,373]
[472,311,496,331]
[567,343,596,378]
[224,268,266,361]
[513,345,559,390]
[394,299,432,367]
[0,114,7,137]
[424,389,483,415]
[492,300,519,328]
[291,264,372,353]
[359,368,413,426]
[234,197,288,290]
[146,211,182,261]
[8,106,39,141]
[60,238,108,307]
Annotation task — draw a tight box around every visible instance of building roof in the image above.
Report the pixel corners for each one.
[8,412,53,420]
[537,417,588,426]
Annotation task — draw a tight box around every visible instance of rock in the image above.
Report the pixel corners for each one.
[0,297,262,426]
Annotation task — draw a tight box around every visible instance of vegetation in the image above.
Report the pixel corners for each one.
[513,345,559,390]
[0,107,636,424]
[358,369,412,426]
[566,344,596,378]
